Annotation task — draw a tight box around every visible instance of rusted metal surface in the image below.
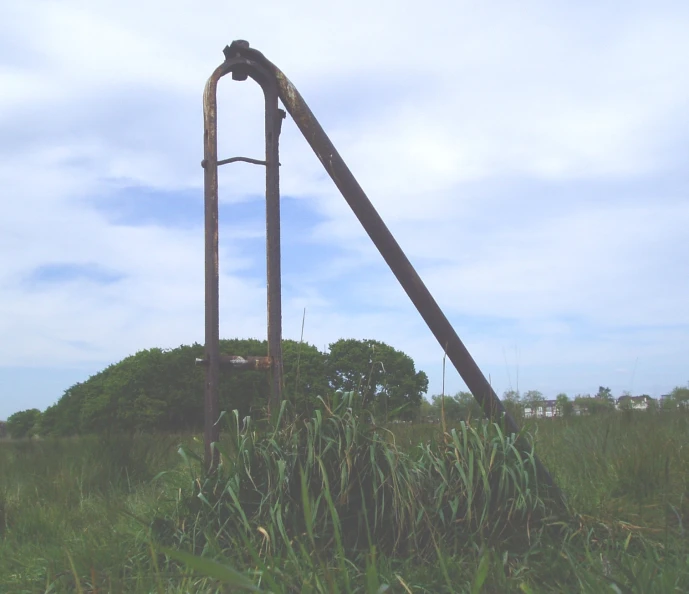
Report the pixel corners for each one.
[265,101,286,413]
[220,355,273,371]
[201,42,565,509]
[196,355,272,370]
[204,41,566,508]
[202,42,286,472]
[202,63,223,473]
[202,156,269,167]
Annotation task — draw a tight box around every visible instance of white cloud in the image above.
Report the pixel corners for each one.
[1,0,688,419]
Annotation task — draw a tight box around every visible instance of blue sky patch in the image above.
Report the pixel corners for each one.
[29,263,124,285]
[91,186,204,228]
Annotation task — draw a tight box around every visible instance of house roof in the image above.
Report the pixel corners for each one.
[616,395,655,403]
[524,400,558,408]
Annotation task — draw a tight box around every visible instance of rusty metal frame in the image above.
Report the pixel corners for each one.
[201,41,566,509]
[202,42,284,471]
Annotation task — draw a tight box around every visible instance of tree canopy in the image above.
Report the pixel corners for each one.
[6,409,41,439]
[668,384,689,408]
[325,339,428,421]
[428,392,482,422]
[14,338,426,437]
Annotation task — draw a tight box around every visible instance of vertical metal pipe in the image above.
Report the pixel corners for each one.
[264,85,285,411]
[202,67,224,472]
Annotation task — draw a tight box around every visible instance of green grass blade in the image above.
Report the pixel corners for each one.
[159,546,263,591]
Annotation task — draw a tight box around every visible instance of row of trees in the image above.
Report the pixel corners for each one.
[501,387,619,417]
[4,338,429,439]
[419,388,612,423]
[421,384,689,423]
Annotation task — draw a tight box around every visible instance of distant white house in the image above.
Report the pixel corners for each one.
[523,399,560,419]
[615,395,655,411]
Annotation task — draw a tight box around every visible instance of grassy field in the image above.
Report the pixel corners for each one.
[1,398,687,593]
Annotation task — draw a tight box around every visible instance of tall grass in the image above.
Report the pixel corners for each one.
[1,406,687,592]
[0,433,184,592]
[534,412,689,517]
[147,392,567,591]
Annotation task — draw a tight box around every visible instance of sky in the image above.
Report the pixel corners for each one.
[1,0,688,420]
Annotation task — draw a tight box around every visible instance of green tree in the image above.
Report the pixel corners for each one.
[431,394,461,422]
[431,391,482,422]
[596,386,614,403]
[326,339,428,421]
[523,390,545,407]
[669,384,689,409]
[37,382,89,437]
[282,340,328,411]
[617,397,633,411]
[42,339,327,435]
[36,337,425,434]
[454,391,483,419]
[39,340,301,436]
[555,393,573,416]
[6,408,42,439]
[501,389,522,421]
[418,398,436,422]
[574,394,614,415]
